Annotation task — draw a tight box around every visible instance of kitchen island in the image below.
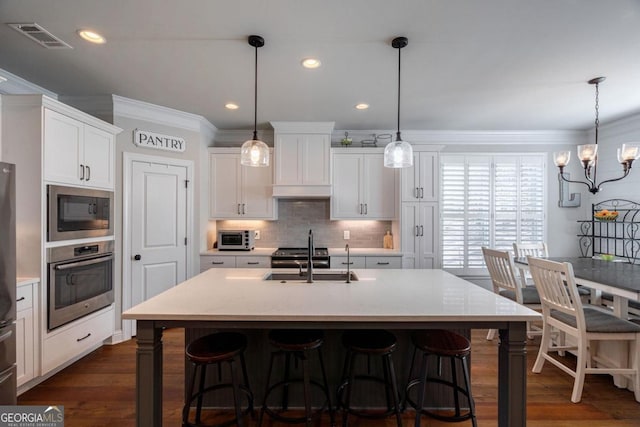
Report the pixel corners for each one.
[123,268,540,427]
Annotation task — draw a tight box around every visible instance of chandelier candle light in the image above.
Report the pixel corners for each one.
[240,35,269,167]
[554,77,639,194]
[384,36,413,168]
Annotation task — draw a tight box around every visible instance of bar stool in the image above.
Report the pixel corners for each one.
[337,329,403,427]
[405,329,477,427]
[258,329,335,426]
[183,332,253,427]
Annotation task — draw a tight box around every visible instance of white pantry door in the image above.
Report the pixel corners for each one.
[130,159,188,330]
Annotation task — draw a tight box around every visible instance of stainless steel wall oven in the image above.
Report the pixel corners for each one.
[47,185,114,242]
[47,241,114,331]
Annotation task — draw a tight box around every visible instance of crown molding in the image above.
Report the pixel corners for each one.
[0,68,58,98]
[597,111,640,140]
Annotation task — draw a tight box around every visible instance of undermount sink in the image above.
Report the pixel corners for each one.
[264,271,358,282]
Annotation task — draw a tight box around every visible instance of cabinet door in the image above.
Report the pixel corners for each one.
[331,154,363,219]
[401,152,438,202]
[242,160,275,219]
[418,203,439,268]
[363,154,397,219]
[209,153,242,219]
[83,125,115,189]
[301,134,331,185]
[418,152,438,201]
[44,109,83,185]
[401,203,420,268]
[274,134,301,185]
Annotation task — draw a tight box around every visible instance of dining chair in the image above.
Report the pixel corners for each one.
[528,256,640,403]
[482,247,542,340]
[512,242,548,287]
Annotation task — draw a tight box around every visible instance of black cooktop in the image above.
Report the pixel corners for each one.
[272,247,329,258]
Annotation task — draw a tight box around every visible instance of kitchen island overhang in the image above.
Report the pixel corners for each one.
[123,268,540,427]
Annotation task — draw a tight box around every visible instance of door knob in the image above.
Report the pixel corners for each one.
[134,254,142,261]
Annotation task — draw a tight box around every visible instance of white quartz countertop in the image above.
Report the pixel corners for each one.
[328,248,402,256]
[201,248,276,256]
[123,268,540,323]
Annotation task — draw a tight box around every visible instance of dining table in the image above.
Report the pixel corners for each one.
[122,267,540,427]
[514,256,640,318]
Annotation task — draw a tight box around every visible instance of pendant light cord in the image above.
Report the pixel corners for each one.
[396,45,402,142]
[253,43,258,141]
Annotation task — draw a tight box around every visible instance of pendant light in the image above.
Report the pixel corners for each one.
[554,77,639,194]
[241,35,269,167]
[384,36,413,168]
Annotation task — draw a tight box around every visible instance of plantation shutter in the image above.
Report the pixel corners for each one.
[441,154,546,274]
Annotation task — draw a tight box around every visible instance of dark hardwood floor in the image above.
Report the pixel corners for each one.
[18,329,640,426]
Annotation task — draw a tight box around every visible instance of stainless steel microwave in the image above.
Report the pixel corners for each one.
[47,185,114,241]
[217,230,255,251]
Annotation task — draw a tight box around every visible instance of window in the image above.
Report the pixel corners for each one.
[440,154,546,274]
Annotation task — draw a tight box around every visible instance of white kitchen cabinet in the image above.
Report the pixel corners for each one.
[331,255,401,269]
[16,279,39,389]
[401,151,438,202]
[44,108,115,189]
[331,149,398,219]
[271,121,334,197]
[200,255,270,271]
[209,148,275,220]
[401,202,439,269]
[42,306,114,375]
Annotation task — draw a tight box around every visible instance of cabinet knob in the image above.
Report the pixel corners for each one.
[134,254,142,261]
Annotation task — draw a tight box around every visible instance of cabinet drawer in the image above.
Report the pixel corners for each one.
[16,285,34,312]
[42,307,114,374]
[200,255,236,271]
[331,256,365,269]
[236,256,270,268]
[365,256,402,269]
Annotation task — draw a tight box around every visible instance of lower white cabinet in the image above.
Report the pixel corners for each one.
[16,280,38,388]
[42,306,114,375]
[200,255,270,271]
[331,255,401,269]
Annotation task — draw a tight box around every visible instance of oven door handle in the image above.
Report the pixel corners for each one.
[54,254,114,271]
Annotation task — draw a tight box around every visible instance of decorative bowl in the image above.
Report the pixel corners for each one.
[600,254,615,261]
[594,210,618,221]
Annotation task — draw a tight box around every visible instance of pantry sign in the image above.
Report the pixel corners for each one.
[134,129,186,153]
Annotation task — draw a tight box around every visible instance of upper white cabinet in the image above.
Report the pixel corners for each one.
[401,151,438,202]
[209,148,276,220]
[44,108,115,189]
[331,149,398,220]
[271,121,333,198]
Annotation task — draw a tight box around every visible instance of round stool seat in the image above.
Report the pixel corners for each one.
[268,329,324,351]
[412,329,471,357]
[342,329,397,354]
[186,332,247,364]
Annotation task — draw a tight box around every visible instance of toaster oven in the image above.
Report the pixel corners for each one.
[217,230,255,251]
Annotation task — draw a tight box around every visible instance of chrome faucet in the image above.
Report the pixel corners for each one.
[307,229,314,283]
[345,244,351,283]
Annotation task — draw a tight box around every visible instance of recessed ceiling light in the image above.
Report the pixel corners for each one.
[301,58,321,69]
[77,29,106,44]
[355,103,369,110]
[225,103,239,110]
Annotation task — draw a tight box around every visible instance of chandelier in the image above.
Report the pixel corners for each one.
[553,77,639,194]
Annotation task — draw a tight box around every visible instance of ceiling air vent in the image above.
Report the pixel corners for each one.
[7,23,72,49]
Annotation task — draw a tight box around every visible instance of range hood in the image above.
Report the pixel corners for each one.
[271,121,334,198]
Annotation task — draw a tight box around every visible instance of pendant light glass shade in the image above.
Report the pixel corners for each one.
[384,36,413,168]
[241,35,269,167]
[241,138,269,166]
[384,138,413,168]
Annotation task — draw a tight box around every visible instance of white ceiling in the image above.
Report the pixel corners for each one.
[1,0,640,133]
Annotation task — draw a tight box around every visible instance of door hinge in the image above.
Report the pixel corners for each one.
[184,237,188,245]
[185,179,190,188]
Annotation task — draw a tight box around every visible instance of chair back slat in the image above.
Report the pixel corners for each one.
[482,247,522,302]
[527,256,585,329]
[513,242,549,258]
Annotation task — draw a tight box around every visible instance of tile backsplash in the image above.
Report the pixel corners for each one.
[216,199,392,248]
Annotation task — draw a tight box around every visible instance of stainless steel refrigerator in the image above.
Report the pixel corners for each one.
[0,162,16,404]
